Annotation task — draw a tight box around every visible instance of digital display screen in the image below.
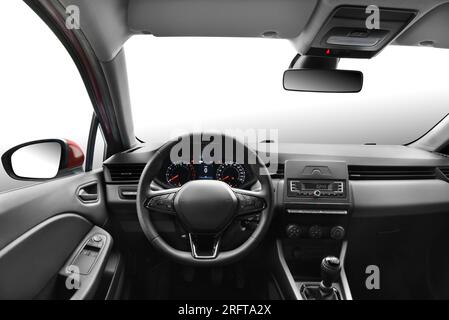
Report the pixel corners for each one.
[197,163,216,180]
[302,182,331,190]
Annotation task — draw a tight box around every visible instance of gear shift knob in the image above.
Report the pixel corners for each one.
[300,256,342,300]
[320,256,341,288]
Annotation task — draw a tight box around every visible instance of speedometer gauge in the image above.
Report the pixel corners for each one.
[165,163,195,187]
[216,163,246,187]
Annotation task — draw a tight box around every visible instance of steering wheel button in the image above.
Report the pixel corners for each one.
[255,199,264,209]
[145,198,155,207]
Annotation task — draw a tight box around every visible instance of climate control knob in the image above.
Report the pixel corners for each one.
[286,224,302,239]
[330,226,345,240]
[309,225,323,239]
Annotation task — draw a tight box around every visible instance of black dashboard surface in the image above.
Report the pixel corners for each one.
[104,143,449,168]
[103,142,449,218]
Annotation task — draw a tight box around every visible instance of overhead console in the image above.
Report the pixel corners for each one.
[304,6,417,58]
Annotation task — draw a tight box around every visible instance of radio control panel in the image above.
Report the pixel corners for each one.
[288,179,346,198]
[281,160,350,245]
[283,160,351,204]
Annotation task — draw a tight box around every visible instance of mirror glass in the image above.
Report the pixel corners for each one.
[11,142,62,179]
[283,69,363,93]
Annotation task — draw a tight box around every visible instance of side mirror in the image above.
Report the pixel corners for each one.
[1,139,84,180]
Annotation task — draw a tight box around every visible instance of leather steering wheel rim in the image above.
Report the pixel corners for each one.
[136,133,274,266]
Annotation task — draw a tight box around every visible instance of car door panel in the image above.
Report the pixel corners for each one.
[0,170,112,299]
[0,170,108,250]
[0,213,92,299]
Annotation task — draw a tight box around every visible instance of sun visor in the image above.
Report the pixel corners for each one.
[128,0,318,38]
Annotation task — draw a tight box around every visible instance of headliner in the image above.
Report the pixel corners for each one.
[56,0,449,61]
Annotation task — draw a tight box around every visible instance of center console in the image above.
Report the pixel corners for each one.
[277,160,352,300]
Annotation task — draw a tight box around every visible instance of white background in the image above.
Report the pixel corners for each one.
[126,37,449,144]
[0,1,92,154]
[0,1,92,190]
[1,1,449,190]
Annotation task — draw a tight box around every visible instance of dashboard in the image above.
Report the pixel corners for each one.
[103,143,449,220]
[102,142,449,256]
[155,161,256,189]
[101,141,449,288]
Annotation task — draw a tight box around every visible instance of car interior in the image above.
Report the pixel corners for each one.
[2,0,449,301]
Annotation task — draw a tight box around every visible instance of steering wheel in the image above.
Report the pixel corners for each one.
[136,134,274,266]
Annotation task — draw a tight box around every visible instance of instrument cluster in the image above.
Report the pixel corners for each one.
[156,161,255,189]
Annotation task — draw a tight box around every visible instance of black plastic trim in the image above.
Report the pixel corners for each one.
[85,113,100,172]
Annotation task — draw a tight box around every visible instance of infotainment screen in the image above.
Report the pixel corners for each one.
[302,182,332,191]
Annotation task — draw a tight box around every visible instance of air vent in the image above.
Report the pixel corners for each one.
[348,166,436,180]
[439,167,449,179]
[270,163,285,179]
[107,164,146,183]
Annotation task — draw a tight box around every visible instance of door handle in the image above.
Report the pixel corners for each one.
[77,182,98,202]
[78,189,98,201]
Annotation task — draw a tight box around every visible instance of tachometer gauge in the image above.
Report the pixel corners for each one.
[165,163,195,187]
[216,163,246,187]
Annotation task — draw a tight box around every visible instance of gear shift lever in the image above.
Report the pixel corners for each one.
[300,256,342,300]
[319,256,341,297]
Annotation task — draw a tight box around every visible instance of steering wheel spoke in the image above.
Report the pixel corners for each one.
[232,188,267,217]
[188,234,221,259]
[144,188,180,215]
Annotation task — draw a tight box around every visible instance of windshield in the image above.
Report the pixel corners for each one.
[126,37,449,145]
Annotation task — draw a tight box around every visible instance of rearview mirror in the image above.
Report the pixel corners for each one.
[1,139,85,180]
[283,69,363,93]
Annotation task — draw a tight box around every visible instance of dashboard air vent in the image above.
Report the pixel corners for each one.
[348,166,436,180]
[107,164,146,183]
[439,167,449,179]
